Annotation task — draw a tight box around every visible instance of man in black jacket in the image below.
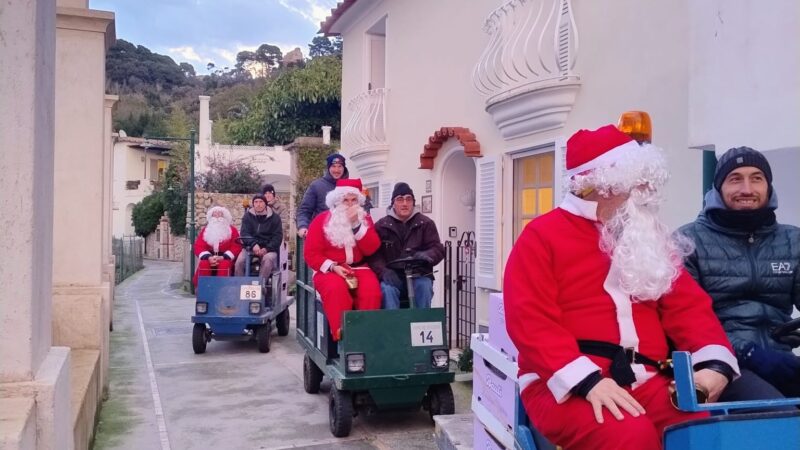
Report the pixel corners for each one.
[235,194,283,279]
[680,146,800,401]
[296,153,348,238]
[368,182,445,308]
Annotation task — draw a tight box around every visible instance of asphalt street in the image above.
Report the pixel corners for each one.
[93,259,471,450]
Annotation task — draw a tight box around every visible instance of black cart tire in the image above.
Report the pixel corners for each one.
[303,353,323,394]
[256,323,272,353]
[427,384,455,420]
[276,308,290,336]
[329,385,353,437]
[192,323,208,354]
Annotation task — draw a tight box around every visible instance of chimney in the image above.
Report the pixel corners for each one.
[199,95,211,150]
[322,125,332,145]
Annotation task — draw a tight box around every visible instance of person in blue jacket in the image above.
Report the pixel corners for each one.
[296,153,349,238]
[680,146,800,402]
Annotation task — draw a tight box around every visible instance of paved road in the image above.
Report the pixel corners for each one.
[94,260,471,450]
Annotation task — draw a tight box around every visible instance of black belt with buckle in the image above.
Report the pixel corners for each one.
[577,340,673,387]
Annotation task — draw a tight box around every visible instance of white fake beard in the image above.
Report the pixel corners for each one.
[204,217,231,252]
[324,204,366,248]
[599,189,693,301]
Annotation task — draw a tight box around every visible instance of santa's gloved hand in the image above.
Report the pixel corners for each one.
[743,343,800,386]
[413,251,434,265]
[381,270,403,288]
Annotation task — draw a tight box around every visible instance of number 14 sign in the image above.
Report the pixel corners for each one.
[410,322,443,347]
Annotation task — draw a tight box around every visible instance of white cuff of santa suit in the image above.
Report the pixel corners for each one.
[692,344,741,379]
[224,250,234,260]
[321,259,336,273]
[546,356,602,404]
[198,251,211,259]
[353,222,368,240]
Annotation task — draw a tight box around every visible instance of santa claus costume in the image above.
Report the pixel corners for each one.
[304,178,381,340]
[193,206,242,287]
[503,125,739,450]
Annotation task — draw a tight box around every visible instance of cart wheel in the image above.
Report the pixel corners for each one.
[329,385,353,437]
[427,384,455,420]
[276,308,290,336]
[192,323,208,354]
[303,353,323,394]
[256,323,272,353]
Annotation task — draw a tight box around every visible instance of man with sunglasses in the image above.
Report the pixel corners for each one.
[368,182,445,309]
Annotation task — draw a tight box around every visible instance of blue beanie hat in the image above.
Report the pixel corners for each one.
[326,153,346,168]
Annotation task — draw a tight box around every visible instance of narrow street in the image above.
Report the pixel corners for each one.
[94,260,471,450]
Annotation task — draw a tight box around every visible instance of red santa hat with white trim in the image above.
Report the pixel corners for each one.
[565,125,641,178]
[325,178,367,209]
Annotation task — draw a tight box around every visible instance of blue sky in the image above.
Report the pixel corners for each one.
[91,0,338,73]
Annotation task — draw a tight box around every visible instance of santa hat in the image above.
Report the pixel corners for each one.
[325,178,366,209]
[206,206,233,225]
[566,125,640,177]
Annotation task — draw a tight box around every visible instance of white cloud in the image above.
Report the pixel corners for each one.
[277,0,336,27]
[168,46,203,63]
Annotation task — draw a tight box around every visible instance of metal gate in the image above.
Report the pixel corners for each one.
[443,231,476,349]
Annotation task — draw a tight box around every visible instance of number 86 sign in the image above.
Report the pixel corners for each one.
[410,322,443,346]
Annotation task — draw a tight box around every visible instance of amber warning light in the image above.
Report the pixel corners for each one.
[618,111,652,144]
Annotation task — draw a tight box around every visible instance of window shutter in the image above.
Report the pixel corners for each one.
[475,155,502,291]
[554,136,568,200]
[379,179,395,208]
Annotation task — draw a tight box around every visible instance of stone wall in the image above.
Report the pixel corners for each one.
[143,215,187,261]
[195,192,291,238]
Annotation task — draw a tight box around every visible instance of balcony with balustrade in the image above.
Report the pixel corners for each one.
[473,0,580,140]
[342,88,390,182]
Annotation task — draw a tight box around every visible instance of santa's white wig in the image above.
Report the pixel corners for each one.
[567,143,670,198]
[206,206,233,226]
[325,186,366,210]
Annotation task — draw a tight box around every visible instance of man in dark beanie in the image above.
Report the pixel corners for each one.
[367,182,445,308]
[235,194,283,280]
[296,153,349,238]
[261,182,285,215]
[680,146,800,402]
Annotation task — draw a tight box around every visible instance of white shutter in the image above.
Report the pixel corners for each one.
[475,155,502,291]
[378,179,395,208]
[554,136,568,200]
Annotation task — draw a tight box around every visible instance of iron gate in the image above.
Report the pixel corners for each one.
[443,231,476,349]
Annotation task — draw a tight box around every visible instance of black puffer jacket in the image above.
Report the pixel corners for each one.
[368,208,445,279]
[295,167,349,230]
[679,189,800,360]
[240,207,283,256]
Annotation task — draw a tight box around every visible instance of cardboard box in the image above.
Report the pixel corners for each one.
[488,293,519,361]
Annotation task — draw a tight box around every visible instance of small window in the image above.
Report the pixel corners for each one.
[513,151,555,241]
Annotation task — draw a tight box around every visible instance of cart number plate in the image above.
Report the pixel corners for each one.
[240,285,261,300]
[410,322,443,346]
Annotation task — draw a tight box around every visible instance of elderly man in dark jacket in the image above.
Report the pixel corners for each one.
[235,194,283,279]
[368,182,445,309]
[296,153,349,237]
[680,146,800,401]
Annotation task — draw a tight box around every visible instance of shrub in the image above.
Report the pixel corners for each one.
[197,157,262,194]
[131,192,164,237]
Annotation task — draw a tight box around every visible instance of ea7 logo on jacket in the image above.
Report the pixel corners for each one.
[770,262,793,275]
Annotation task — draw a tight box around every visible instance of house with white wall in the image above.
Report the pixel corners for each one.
[112,135,172,237]
[197,95,292,194]
[321,0,800,346]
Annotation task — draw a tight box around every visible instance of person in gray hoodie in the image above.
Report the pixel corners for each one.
[680,146,800,402]
[296,153,348,237]
[368,182,445,309]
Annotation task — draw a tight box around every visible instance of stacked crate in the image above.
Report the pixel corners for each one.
[471,292,520,449]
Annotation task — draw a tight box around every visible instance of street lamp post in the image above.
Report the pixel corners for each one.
[144,129,197,293]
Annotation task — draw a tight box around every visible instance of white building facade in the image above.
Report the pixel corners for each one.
[323,0,800,343]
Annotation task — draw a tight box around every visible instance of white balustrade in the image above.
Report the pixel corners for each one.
[342,88,390,181]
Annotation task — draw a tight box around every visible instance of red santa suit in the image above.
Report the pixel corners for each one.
[304,179,382,340]
[503,126,739,450]
[193,224,242,287]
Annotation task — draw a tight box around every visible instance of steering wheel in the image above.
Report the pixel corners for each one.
[236,236,258,249]
[386,256,429,271]
[771,317,800,347]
